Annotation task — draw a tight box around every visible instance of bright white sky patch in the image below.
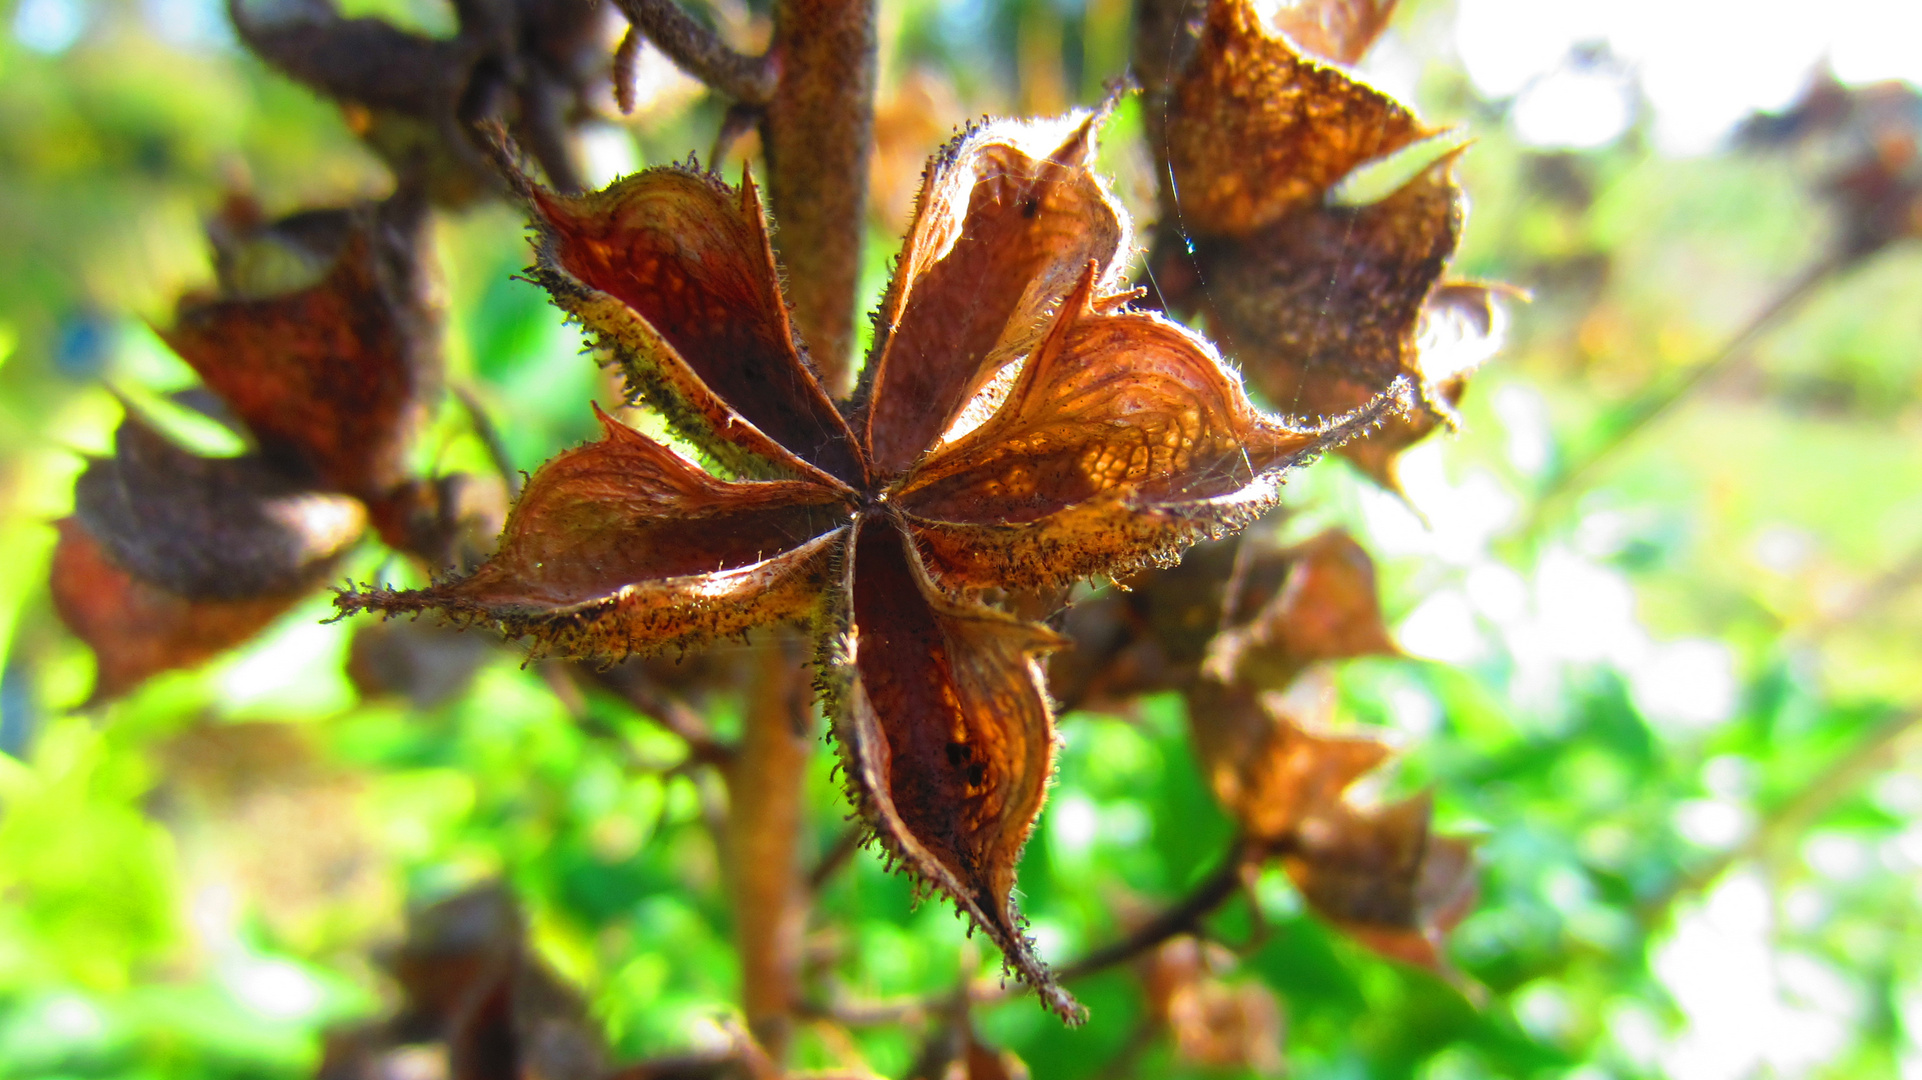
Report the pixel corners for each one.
[1655,871,1862,1080]
[1455,0,1922,153]
[11,0,85,52]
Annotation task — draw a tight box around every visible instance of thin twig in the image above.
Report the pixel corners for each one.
[1526,253,1844,532]
[583,662,734,767]
[800,841,1256,1025]
[1054,844,1251,982]
[613,0,778,105]
[451,384,522,498]
[807,823,866,892]
[710,101,764,169]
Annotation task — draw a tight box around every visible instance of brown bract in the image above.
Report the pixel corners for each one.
[51,192,448,701]
[1138,936,1284,1075]
[163,193,441,501]
[1048,525,1473,973]
[1205,528,1398,688]
[338,112,1381,1019]
[1186,685,1475,974]
[1145,0,1500,490]
[51,418,366,703]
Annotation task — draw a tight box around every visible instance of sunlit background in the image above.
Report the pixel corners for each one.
[3,0,1921,1076]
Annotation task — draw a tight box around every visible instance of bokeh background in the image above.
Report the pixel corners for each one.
[3,0,1922,1076]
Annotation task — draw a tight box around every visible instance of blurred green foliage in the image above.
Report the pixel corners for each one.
[4,0,1922,1076]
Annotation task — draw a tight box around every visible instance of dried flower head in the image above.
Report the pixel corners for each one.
[337,111,1390,1018]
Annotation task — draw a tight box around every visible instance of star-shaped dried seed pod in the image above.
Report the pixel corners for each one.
[1141,0,1502,490]
[338,113,1389,1019]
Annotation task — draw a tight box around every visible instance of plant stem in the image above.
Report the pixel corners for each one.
[760,0,877,393]
[614,0,778,104]
[1054,843,1250,981]
[724,643,814,1060]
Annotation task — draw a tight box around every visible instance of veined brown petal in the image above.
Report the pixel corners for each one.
[1202,158,1464,414]
[530,168,864,484]
[860,114,1130,477]
[1184,682,1391,843]
[1204,529,1396,688]
[828,519,1078,1020]
[1269,0,1400,65]
[1160,0,1430,236]
[1285,794,1477,974]
[161,193,438,499]
[337,407,849,660]
[51,519,312,703]
[894,268,1353,592]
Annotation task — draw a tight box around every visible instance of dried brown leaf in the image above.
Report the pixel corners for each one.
[1205,528,1396,687]
[1146,0,1493,488]
[1197,159,1463,417]
[1159,0,1429,236]
[1268,0,1399,65]
[1286,794,1477,973]
[54,415,364,700]
[161,192,440,499]
[50,519,307,702]
[1139,937,1284,1075]
[1185,682,1390,841]
[75,417,366,602]
[234,0,607,199]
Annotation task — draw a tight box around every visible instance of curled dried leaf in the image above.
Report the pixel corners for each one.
[75,417,366,602]
[1205,528,1396,687]
[897,267,1337,592]
[1145,0,1493,487]
[530,168,865,484]
[161,192,441,499]
[1158,0,1429,236]
[1196,159,1461,414]
[1269,0,1399,65]
[55,416,364,701]
[1285,794,1477,973]
[50,519,309,702]
[1139,937,1284,1075]
[1184,682,1390,841]
[233,0,607,199]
